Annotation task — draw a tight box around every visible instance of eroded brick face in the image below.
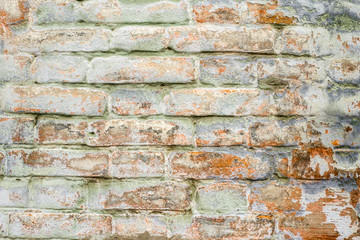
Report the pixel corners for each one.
[0,0,359,239]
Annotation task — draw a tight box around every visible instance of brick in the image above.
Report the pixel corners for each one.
[114,215,167,238]
[327,89,360,116]
[110,89,163,115]
[3,28,111,53]
[87,56,195,84]
[172,214,274,239]
[3,86,107,116]
[164,88,273,116]
[246,1,297,25]
[35,119,88,145]
[30,178,86,209]
[29,0,78,25]
[77,0,188,24]
[276,179,359,239]
[248,118,307,147]
[257,58,326,83]
[167,25,275,53]
[0,178,29,207]
[0,55,33,82]
[6,149,109,177]
[8,212,112,239]
[199,57,326,86]
[0,212,7,237]
[195,182,247,215]
[88,119,193,146]
[89,180,191,211]
[329,59,360,85]
[111,26,167,52]
[110,151,164,178]
[195,118,249,147]
[0,0,29,25]
[249,181,302,212]
[332,32,360,56]
[164,87,326,117]
[169,149,271,180]
[278,27,331,56]
[191,0,297,25]
[195,118,310,148]
[200,56,257,86]
[191,0,247,24]
[31,55,88,83]
[276,144,360,180]
[0,117,34,144]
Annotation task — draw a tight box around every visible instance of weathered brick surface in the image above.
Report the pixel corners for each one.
[31,55,88,83]
[88,119,193,146]
[35,118,88,144]
[195,182,247,215]
[8,212,112,239]
[7,149,109,177]
[110,151,164,178]
[89,180,191,211]
[77,0,189,24]
[29,178,86,209]
[168,25,275,53]
[87,56,195,84]
[3,86,107,116]
[0,116,34,144]
[0,0,359,238]
[0,178,29,207]
[2,28,111,53]
[0,55,33,83]
[114,214,167,238]
[169,149,271,180]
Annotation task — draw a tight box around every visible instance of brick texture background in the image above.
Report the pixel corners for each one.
[0,0,359,239]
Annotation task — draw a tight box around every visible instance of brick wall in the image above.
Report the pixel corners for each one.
[0,0,359,239]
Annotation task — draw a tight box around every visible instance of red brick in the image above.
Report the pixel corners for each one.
[6,149,109,177]
[167,25,275,53]
[87,56,195,84]
[88,119,193,146]
[0,117,34,144]
[35,119,88,145]
[109,151,164,178]
[8,212,112,239]
[169,150,271,180]
[3,86,107,116]
[89,180,191,211]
